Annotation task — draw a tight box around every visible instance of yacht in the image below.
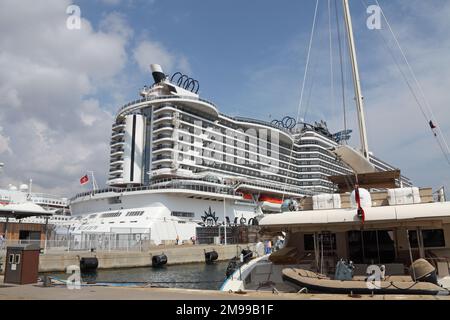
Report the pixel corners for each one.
[0,164,71,228]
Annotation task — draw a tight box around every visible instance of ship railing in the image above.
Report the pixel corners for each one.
[235,180,314,197]
[70,180,242,202]
[0,236,154,254]
[116,95,218,116]
[30,193,67,201]
[222,115,292,135]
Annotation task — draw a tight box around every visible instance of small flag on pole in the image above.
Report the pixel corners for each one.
[355,184,365,224]
[80,174,89,185]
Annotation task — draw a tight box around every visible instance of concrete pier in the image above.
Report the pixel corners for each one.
[0,279,449,300]
[2,244,254,273]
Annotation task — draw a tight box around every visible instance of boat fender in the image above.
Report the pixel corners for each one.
[152,254,168,268]
[335,259,354,280]
[225,258,239,278]
[80,257,98,273]
[241,249,253,263]
[204,250,219,264]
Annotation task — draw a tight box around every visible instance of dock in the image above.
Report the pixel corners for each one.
[1,244,253,273]
[0,276,449,300]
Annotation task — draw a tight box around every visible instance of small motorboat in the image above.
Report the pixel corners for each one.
[282,259,450,296]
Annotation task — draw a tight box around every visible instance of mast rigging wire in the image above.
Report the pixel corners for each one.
[282,0,320,201]
[335,0,348,141]
[328,0,336,123]
[360,0,450,166]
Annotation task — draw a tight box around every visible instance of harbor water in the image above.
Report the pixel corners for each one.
[42,261,229,290]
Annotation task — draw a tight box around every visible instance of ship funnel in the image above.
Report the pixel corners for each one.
[150,64,166,83]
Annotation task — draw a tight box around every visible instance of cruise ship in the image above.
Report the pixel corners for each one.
[67,64,411,245]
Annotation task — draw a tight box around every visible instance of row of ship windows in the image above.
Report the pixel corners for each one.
[77,220,144,231]
[153,153,345,176]
[99,210,144,218]
[161,163,335,188]
[151,131,333,166]
[174,119,332,154]
[153,152,349,178]
[152,108,332,151]
[152,106,346,159]
[153,145,343,174]
[171,211,195,218]
[126,210,145,217]
[153,138,336,164]
[153,161,333,181]
[33,199,66,205]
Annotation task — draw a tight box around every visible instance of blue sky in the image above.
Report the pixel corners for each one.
[0,0,449,196]
[78,0,322,116]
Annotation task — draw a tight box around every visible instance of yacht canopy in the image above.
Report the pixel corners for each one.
[327,170,401,192]
[259,202,450,231]
[0,202,51,219]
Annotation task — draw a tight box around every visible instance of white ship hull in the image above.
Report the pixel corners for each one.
[68,188,260,245]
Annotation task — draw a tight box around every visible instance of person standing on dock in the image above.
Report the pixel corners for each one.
[264,240,272,254]
[176,234,180,245]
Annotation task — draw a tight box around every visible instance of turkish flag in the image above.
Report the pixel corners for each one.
[80,174,89,185]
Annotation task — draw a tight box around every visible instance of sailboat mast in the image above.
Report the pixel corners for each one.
[342,0,370,160]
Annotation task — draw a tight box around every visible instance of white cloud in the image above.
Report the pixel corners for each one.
[99,12,134,39]
[99,0,122,5]
[237,0,450,190]
[133,40,191,75]
[0,0,131,196]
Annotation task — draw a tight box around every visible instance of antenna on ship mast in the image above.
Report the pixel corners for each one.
[342,0,370,160]
[87,170,99,192]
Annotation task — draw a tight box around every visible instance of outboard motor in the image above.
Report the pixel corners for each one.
[205,250,219,264]
[334,259,354,280]
[152,254,168,268]
[80,257,98,273]
[225,257,239,278]
[410,259,438,284]
[241,249,253,263]
[281,199,299,212]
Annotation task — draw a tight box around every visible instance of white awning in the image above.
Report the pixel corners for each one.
[259,201,450,228]
[0,201,49,217]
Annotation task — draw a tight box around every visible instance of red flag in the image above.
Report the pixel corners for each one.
[80,174,89,185]
[355,185,365,223]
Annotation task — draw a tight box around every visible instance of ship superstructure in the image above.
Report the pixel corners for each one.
[102,65,409,195]
[67,64,410,245]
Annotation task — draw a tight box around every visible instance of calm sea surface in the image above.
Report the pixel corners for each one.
[42,261,229,290]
